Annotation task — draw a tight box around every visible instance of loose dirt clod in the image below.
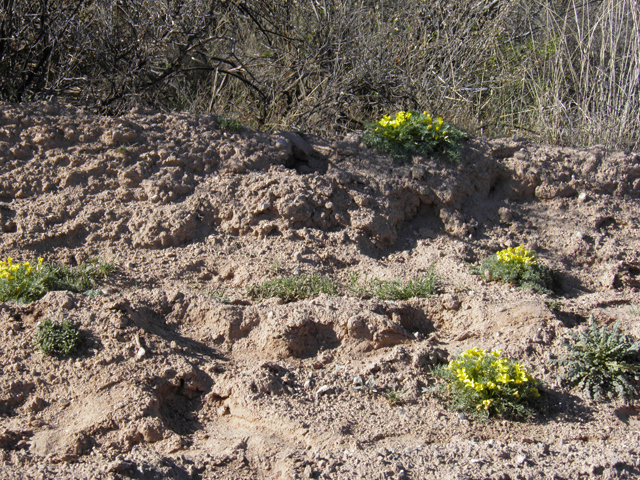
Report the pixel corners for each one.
[0,102,639,479]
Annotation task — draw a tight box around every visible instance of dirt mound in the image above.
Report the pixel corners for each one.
[0,101,639,479]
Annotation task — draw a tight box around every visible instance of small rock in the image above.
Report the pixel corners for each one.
[105,460,135,473]
[498,207,513,223]
[316,385,333,396]
[135,347,146,360]
[516,454,527,465]
[442,294,461,310]
[457,413,466,420]
[397,470,406,479]
[575,231,586,240]
[578,192,588,202]
[293,251,303,262]
[454,331,473,341]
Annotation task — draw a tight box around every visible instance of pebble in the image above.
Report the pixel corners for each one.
[457,413,466,420]
[578,192,588,202]
[135,347,146,360]
[575,231,585,240]
[316,385,332,396]
[516,454,527,465]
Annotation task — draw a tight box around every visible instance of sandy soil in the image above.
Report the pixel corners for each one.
[0,100,639,479]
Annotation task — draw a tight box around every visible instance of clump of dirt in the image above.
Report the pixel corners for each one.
[0,101,639,479]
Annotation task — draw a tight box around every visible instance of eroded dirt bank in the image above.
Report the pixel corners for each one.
[0,101,639,479]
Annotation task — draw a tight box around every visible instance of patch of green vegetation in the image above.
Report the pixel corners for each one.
[433,348,541,420]
[246,274,337,303]
[0,257,115,304]
[545,299,562,312]
[363,110,466,163]
[208,287,232,304]
[218,117,243,131]
[383,386,408,405]
[473,246,559,294]
[557,317,640,403]
[349,269,439,300]
[34,319,81,356]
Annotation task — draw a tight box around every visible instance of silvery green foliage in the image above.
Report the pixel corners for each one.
[558,317,640,402]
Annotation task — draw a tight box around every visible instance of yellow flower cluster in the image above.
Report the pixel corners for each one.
[375,111,449,141]
[0,257,44,281]
[496,246,536,266]
[418,112,446,140]
[377,110,412,128]
[446,348,540,412]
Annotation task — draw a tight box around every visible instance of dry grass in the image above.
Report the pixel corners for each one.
[2,0,638,151]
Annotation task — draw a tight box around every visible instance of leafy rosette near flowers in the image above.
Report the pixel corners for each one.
[435,348,541,419]
[363,110,466,162]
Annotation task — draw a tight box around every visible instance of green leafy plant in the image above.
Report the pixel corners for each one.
[218,117,243,131]
[545,300,562,312]
[246,274,336,303]
[473,246,559,294]
[363,110,466,162]
[557,317,640,402]
[0,257,48,303]
[384,385,408,405]
[208,287,232,304]
[0,257,115,303]
[45,259,115,293]
[35,319,81,356]
[434,348,541,420]
[348,269,439,300]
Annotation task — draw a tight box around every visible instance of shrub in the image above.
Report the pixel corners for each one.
[557,317,640,403]
[434,348,541,420]
[34,319,80,356]
[0,257,114,303]
[246,274,337,303]
[364,110,466,162]
[349,270,439,300]
[474,246,559,293]
[3,1,638,152]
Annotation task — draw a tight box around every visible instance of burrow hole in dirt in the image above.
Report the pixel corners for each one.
[154,380,206,436]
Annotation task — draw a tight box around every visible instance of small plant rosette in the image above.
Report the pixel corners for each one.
[557,317,640,403]
[363,110,466,162]
[34,319,81,356]
[436,348,541,419]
